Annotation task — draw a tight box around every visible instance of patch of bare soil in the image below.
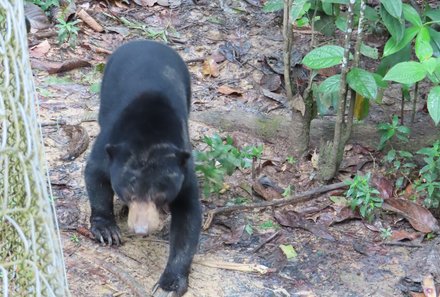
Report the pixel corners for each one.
[29,0,440,296]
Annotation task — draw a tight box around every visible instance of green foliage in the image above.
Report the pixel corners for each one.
[245,223,253,235]
[380,227,392,240]
[70,234,80,244]
[346,173,383,221]
[377,115,410,150]
[194,134,263,196]
[302,45,345,69]
[282,185,292,197]
[260,220,276,230]
[346,68,377,100]
[428,86,440,125]
[384,149,416,189]
[28,0,59,11]
[279,244,297,260]
[416,140,440,208]
[55,18,80,46]
[286,156,297,164]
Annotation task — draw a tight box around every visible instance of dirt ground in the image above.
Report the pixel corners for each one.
[27,0,440,296]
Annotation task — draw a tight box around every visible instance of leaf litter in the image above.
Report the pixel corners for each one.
[27,1,440,296]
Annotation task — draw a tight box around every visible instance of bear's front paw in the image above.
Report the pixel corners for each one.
[152,272,188,297]
[90,216,122,246]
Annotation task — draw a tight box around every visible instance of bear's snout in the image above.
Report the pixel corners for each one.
[128,201,161,235]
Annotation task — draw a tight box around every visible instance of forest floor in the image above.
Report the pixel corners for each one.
[26,0,440,296]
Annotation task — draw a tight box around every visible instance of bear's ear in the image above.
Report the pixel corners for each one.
[105,144,118,161]
[177,150,191,167]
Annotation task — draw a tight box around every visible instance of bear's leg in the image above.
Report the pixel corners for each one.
[155,180,201,296]
[85,161,122,246]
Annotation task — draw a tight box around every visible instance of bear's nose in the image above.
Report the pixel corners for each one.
[133,225,149,235]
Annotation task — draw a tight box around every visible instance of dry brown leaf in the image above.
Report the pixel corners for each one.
[391,230,422,242]
[291,93,306,115]
[218,85,243,96]
[371,175,394,199]
[382,198,440,234]
[30,40,51,58]
[260,74,281,92]
[202,57,219,77]
[31,59,91,74]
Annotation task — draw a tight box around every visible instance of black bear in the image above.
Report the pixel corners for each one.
[85,40,202,296]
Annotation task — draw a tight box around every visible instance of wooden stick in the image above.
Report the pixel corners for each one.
[77,9,104,32]
[203,181,348,230]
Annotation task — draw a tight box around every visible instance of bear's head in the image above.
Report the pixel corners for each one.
[105,142,191,235]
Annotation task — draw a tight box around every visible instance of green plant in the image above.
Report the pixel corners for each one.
[377,115,410,150]
[346,173,383,221]
[28,0,59,11]
[380,227,392,240]
[55,18,80,46]
[259,220,276,230]
[70,234,80,244]
[194,134,263,196]
[286,156,297,164]
[416,140,440,208]
[383,149,416,188]
[282,185,292,198]
[244,223,253,235]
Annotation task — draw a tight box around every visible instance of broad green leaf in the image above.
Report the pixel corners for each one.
[302,45,344,69]
[347,68,378,100]
[290,0,309,23]
[402,3,422,27]
[314,15,337,36]
[380,0,402,19]
[380,4,404,43]
[422,58,439,75]
[383,26,419,57]
[360,43,378,59]
[415,27,433,61]
[364,5,379,22]
[377,44,411,76]
[321,0,348,3]
[354,93,370,120]
[384,61,427,84]
[318,74,341,94]
[427,86,440,125]
[373,73,388,88]
[335,15,347,32]
[426,8,440,22]
[262,0,283,13]
[428,28,440,57]
[279,244,298,260]
[322,2,334,16]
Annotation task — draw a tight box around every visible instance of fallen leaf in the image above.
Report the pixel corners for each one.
[218,85,243,96]
[260,74,281,92]
[60,125,89,161]
[24,2,51,30]
[391,230,422,242]
[371,175,394,199]
[202,57,219,77]
[382,198,440,233]
[252,177,283,201]
[30,40,51,58]
[279,244,297,260]
[31,59,91,74]
[291,93,306,116]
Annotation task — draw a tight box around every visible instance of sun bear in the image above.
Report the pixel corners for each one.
[85,40,201,296]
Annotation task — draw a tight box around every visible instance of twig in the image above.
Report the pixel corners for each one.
[382,241,423,248]
[411,82,419,123]
[77,9,104,32]
[252,230,281,253]
[203,181,348,230]
[193,257,273,274]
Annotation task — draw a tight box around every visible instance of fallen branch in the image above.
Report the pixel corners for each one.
[193,257,273,274]
[203,181,348,230]
[77,9,104,32]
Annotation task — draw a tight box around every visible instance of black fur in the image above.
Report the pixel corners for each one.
[85,40,201,296]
